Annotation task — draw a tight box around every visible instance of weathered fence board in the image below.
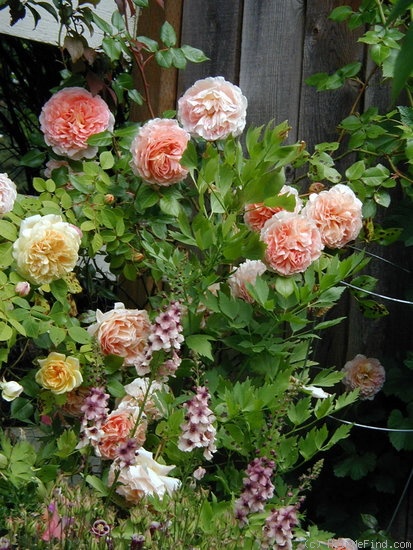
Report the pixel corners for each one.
[178,0,244,91]
[239,0,305,141]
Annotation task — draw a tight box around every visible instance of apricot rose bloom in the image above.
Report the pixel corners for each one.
[244,185,303,232]
[342,354,385,400]
[228,260,267,303]
[260,211,323,276]
[97,408,147,460]
[130,118,190,186]
[302,184,363,249]
[12,214,82,285]
[87,302,151,367]
[0,173,17,215]
[108,447,180,502]
[39,87,115,159]
[36,352,83,394]
[177,76,247,141]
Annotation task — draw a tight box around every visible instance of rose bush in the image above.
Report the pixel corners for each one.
[0,1,406,547]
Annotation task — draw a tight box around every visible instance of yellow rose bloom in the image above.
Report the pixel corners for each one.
[36,352,83,394]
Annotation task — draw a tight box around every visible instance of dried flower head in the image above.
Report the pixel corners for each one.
[342,354,385,400]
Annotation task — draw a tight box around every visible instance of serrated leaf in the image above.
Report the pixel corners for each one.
[185,334,214,360]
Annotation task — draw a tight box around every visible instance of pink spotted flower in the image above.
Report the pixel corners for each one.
[178,386,217,460]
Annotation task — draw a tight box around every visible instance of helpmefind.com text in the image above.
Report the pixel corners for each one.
[304,541,412,549]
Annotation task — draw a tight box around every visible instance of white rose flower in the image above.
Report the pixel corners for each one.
[0,173,17,215]
[108,448,180,503]
[228,259,267,303]
[0,379,23,401]
[12,214,82,285]
[177,76,247,141]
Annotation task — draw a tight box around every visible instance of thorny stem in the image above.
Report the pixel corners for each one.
[130,44,156,119]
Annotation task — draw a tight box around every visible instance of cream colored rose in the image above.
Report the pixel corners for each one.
[118,377,168,419]
[0,173,17,215]
[12,214,82,285]
[177,76,247,141]
[36,352,83,394]
[228,260,266,302]
[108,447,180,502]
[0,379,23,401]
[88,303,151,367]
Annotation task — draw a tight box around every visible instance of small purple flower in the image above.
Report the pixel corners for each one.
[116,438,139,468]
[234,456,275,524]
[130,534,145,549]
[81,387,110,423]
[91,519,111,538]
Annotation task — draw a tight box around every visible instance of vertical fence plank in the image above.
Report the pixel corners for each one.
[298,0,364,150]
[177,0,244,95]
[239,0,305,141]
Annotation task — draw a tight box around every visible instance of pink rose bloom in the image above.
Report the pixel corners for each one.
[260,211,323,276]
[342,354,385,400]
[130,118,190,186]
[244,185,302,232]
[88,302,151,367]
[177,76,247,141]
[228,259,266,302]
[39,87,115,160]
[0,173,17,215]
[302,184,363,249]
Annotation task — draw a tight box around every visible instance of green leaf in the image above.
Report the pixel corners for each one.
[0,220,17,241]
[67,326,91,344]
[387,0,413,24]
[181,44,209,63]
[86,474,110,496]
[100,151,115,170]
[329,5,353,22]
[91,11,113,34]
[160,21,177,47]
[102,37,123,61]
[55,429,78,458]
[334,451,376,480]
[0,322,13,341]
[19,149,46,168]
[87,131,113,147]
[155,49,173,68]
[392,21,413,101]
[185,334,214,360]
